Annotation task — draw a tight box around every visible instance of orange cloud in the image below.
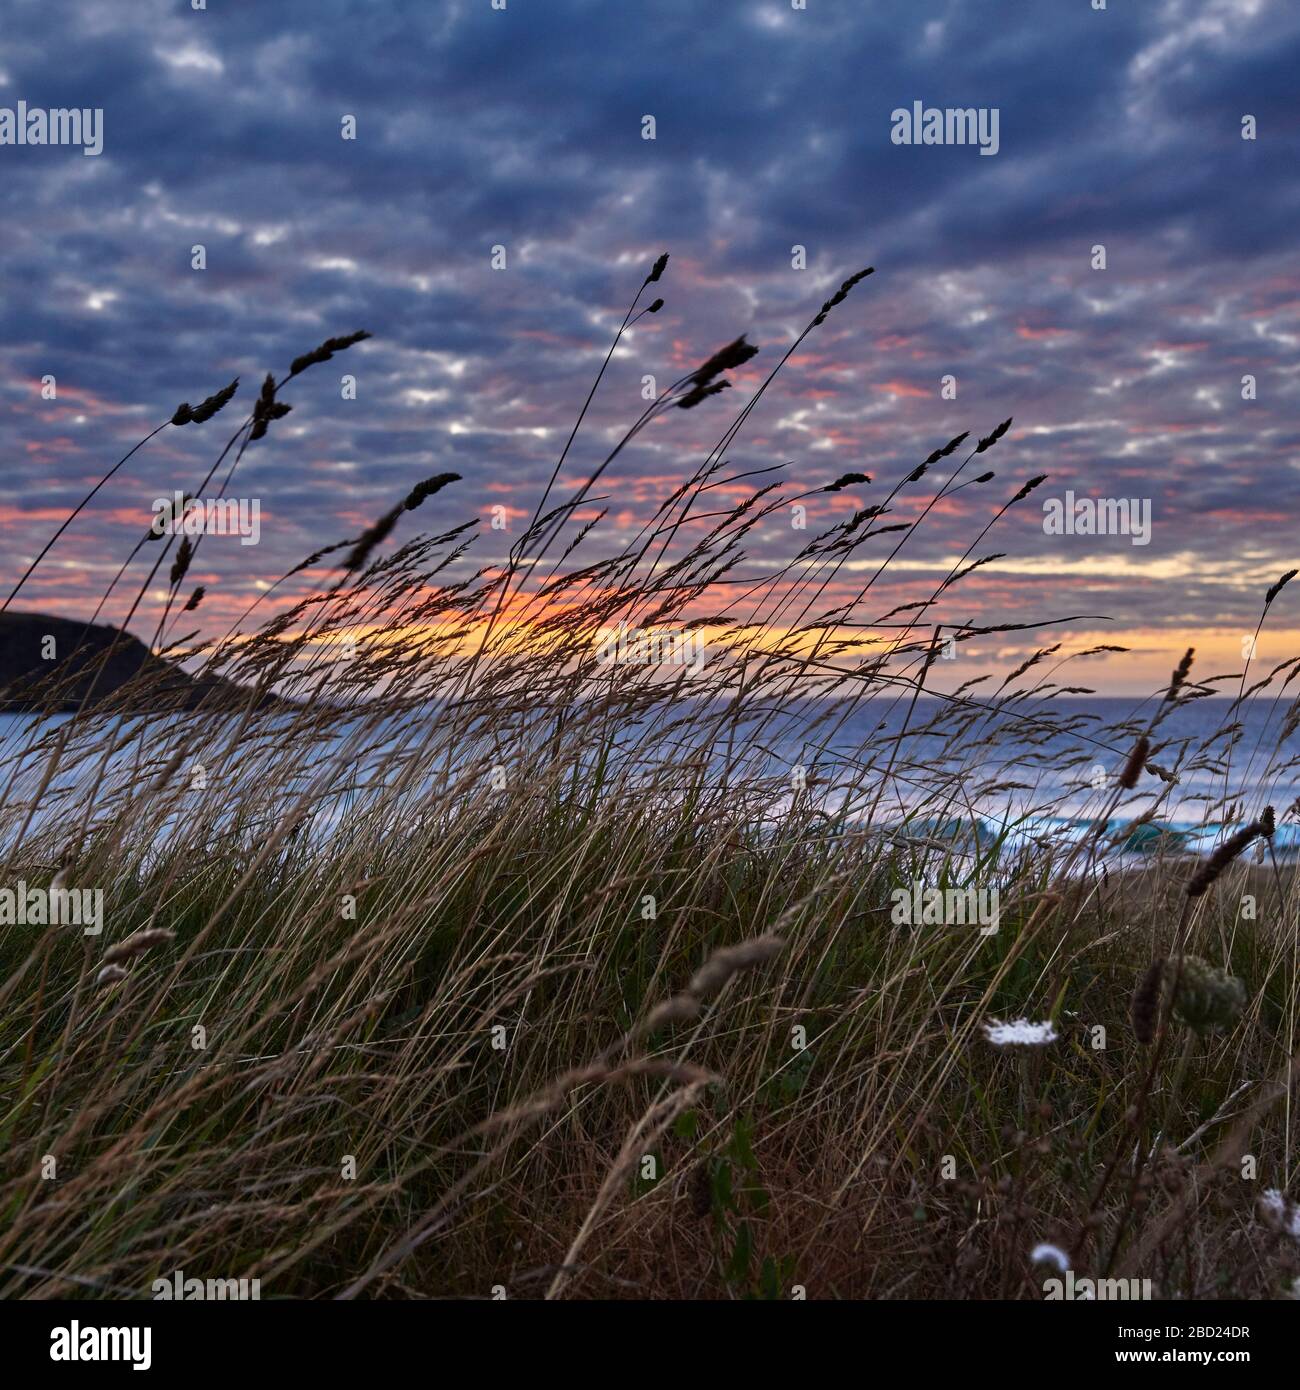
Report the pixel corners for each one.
[871,380,930,399]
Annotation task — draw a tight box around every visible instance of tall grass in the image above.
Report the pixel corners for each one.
[2,258,1299,1300]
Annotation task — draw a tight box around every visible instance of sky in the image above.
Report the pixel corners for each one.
[1,0,1298,695]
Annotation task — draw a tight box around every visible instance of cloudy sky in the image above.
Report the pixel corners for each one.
[1,0,1297,694]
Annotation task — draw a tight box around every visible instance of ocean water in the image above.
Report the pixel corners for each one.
[1,694,1296,861]
[740,693,1300,858]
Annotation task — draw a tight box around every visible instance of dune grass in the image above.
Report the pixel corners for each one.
[2,257,1299,1300]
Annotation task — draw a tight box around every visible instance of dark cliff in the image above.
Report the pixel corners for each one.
[0,612,281,713]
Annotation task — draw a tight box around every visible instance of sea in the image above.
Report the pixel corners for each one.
[1,694,1297,862]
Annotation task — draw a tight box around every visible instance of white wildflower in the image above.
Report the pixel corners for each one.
[1258,1188,1300,1238]
[1259,1188,1287,1225]
[983,1017,1058,1046]
[1029,1243,1070,1273]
